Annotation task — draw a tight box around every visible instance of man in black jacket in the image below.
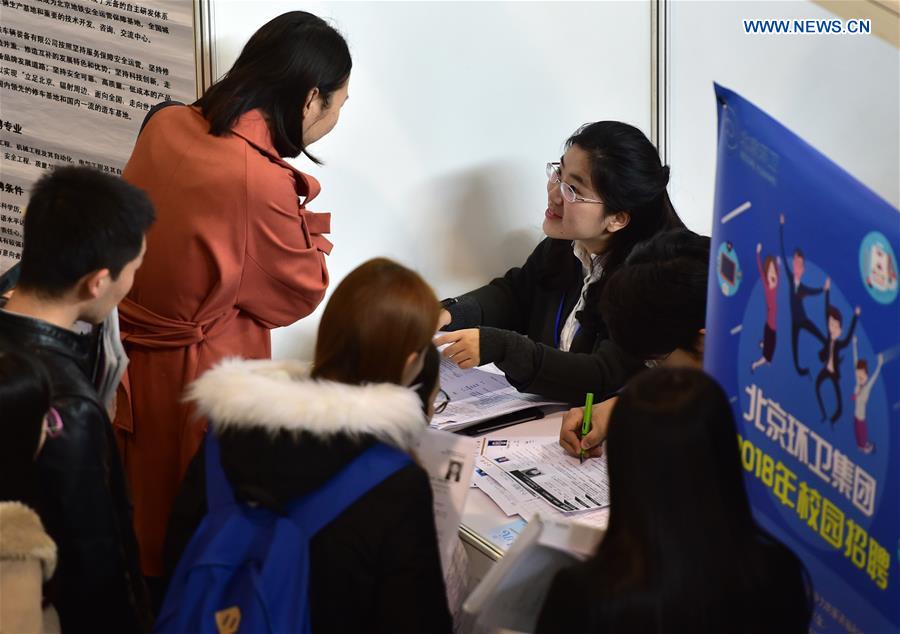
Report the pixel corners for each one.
[815,284,860,425]
[0,167,155,632]
[780,214,827,376]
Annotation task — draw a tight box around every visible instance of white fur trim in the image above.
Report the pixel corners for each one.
[0,502,57,580]
[186,358,427,450]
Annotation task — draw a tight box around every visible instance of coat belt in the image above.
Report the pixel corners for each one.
[118,298,237,348]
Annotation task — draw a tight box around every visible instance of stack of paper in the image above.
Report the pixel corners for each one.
[472,437,610,529]
[430,360,563,432]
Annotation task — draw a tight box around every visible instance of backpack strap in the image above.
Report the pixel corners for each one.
[204,430,237,511]
[252,441,411,631]
[138,100,185,136]
[288,443,411,536]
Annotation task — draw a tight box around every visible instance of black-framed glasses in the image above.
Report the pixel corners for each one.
[434,389,450,414]
[546,162,603,205]
[644,350,673,368]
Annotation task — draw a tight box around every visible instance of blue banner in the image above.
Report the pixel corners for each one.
[707,84,899,633]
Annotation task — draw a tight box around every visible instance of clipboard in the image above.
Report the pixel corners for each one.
[458,406,553,437]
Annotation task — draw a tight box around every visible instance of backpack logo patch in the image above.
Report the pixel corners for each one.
[215,606,241,634]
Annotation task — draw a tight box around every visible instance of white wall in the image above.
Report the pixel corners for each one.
[668,0,900,234]
[212,0,652,360]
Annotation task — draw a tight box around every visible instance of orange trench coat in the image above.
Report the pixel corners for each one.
[115,106,332,576]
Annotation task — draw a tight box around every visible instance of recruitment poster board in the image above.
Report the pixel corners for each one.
[0,0,200,274]
[707,84,899,632]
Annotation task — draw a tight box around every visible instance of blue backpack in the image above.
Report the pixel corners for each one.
[155,432,410,634]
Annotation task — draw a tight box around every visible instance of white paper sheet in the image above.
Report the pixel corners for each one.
[430,359,561,432]
[463,516,605,633]
[412,428,477,572]
[472,457,536,517]
[96,308,129,411]
[486,441,610,514]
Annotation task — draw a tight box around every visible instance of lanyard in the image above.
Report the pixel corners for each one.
[553,293,566,349]
[554,292,585,350]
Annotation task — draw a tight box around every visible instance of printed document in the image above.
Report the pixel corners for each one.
[413,428,477,572]
[431,359,561,432]
[487,441,610,513]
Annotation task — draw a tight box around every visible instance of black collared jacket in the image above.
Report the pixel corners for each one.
[444,238,644,403]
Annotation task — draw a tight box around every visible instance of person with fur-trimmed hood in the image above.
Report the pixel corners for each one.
[164,258,453,634]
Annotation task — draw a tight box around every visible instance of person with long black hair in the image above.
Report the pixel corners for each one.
[538,368,813,634]
[115,11,352,582]
[0,350,59,633]
[435,122,684,403]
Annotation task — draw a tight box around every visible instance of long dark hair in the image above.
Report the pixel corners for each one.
[600,229,710,360]
[196,11,351,161]
[586,368,812,632]
[543,121,685,333]
[0,349,52,507]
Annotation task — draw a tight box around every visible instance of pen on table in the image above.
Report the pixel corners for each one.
[580,392,594,464]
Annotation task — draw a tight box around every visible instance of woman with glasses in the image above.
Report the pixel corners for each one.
[0,350,60,633]
[436,122,684,403]
[164,258,452,634]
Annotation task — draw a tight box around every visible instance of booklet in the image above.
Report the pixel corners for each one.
[93,307,129,413]
[412,427,477,573]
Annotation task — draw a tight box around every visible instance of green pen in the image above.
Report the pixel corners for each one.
[579,392,594,464]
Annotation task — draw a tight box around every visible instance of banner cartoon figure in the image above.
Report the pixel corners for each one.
[707,84,899,633]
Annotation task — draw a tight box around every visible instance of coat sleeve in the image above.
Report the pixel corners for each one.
[38,398,149,633]
[481,327,644,404]
[235,165,331,329]
[371,467,453,634]
[446,239,553,332]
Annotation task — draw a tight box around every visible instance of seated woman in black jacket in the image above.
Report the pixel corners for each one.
[164,258,452,634]
[537,368,813,634]
[435,121,684,404]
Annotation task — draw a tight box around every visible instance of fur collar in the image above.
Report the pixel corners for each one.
[187,358,427,451]
[0,502,57,580]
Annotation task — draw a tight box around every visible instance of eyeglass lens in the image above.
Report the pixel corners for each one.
[546,162,577,203]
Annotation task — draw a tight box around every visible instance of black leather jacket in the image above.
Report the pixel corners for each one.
[0,308,152,633]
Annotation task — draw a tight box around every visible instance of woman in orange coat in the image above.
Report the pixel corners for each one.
[116,11,351,583]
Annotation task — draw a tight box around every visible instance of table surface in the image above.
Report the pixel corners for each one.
[459,413,612,559]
